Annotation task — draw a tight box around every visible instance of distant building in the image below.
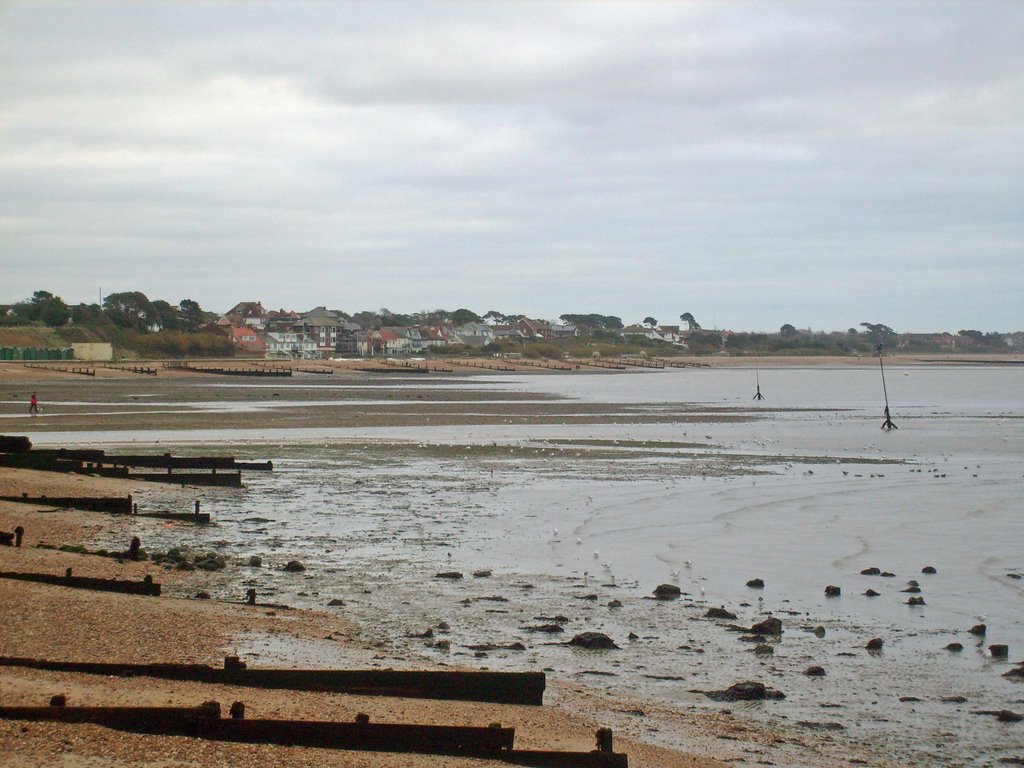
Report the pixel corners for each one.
[224,301,268,329]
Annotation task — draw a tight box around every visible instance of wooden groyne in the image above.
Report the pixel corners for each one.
[513,358,575,371]
[570,359,627,370]
[0,495,211,523]
[0,495,132,513]
[0,698,628,765]
[444,358,517,372]
[0,701,219,736]
[0,656,546,705]
[22,363,95,376]
[0,439,270,488]
[0,569,160,596]
[101,364,158,375]
[606,357,665,369]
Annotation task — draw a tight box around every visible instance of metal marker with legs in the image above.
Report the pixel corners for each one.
[753,358,765,400]
[877,346,897,430]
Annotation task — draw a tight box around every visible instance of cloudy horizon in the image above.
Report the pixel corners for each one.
[1,1,1021,333]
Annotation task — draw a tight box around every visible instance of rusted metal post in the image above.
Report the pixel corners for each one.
[596,728,613,753]
[229,701,245,719]
[355,713,370,723]
[128,537,141,561]
[49,694,66,707]
[246,588,257,606]
[14,527,24,547]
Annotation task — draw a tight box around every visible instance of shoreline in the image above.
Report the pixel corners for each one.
[0,466,737,768]
[3,367,1012,766]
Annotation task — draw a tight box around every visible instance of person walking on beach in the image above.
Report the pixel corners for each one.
[29,392,39,415]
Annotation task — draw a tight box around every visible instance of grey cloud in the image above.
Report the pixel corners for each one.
[0,1,1021,330]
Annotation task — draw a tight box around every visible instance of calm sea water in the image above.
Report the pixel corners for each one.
[27,365,1024,767]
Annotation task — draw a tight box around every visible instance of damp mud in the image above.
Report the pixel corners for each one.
[4,365,1023,767]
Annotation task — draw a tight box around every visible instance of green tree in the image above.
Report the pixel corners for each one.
[450,308,481,326]
[40,296,70,327]
[151,299,180,331]
[779,323,798,337]
[178,298,205,331]
[680,312,701,330]
[483,310,506,324]
[860,322,897,349]
[71,303,103,324]
[104,291,155,331]
[559,314,623,330]
[643,316,658,328]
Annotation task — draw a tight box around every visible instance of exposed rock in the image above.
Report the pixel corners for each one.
[997,710,1023,723]
[534,615,568,623]
[824,585,841,597]
[522,624,565,633]
[900,696,921,703]
[248,556,262,567]
[1003,664,1024,679]
[753,644,774,656]
[628,632,639,641]
[607,599,622,608]
[946,642,964,652]
[739,634,767,643]
[907,597,926,606]
[970,624,987,636]
[943,696,967,703]
[750,617,782,635]
[435,571,463,580]
[434,639,450,651]
[813,626,826,638]
[283,560,305,572]
[860,567,881,576]
[804,665,826,676]
[195,591,210,600]
[903,585,921,593]
[922,566,937,574]
[864,589,881,597]
[195,553,226,571]
[797,721,845,731]
[866,638,884,651]
[327,599,345,607]
[579,594,598,601]
[746,578,765,589]
[410,628,434,638]
[706,606,738,621]
[907,579,920,587]
[472,569,492,578]
[436,621,450,631]
[880,571,896,578]
[653,583,681,599]
[989,644,1009,658]
[704,681,785,702]
[465,642,527,652]
[568,632,620,650]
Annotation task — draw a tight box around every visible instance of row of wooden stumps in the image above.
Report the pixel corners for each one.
[0,656,626,765]
[0,696,627,765]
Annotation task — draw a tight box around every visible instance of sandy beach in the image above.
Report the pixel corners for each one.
[2,359,1021,767]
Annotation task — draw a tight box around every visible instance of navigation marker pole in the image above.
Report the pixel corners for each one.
[753,358,765,400]
[878,345,897,430]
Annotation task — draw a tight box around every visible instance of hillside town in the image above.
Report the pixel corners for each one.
[211,301,1023,359]
[1,291,1021,361]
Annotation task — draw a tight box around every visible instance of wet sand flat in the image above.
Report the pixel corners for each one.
[2,363,1022,767]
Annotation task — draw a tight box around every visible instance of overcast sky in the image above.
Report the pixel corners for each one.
[1,1,1021,332]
